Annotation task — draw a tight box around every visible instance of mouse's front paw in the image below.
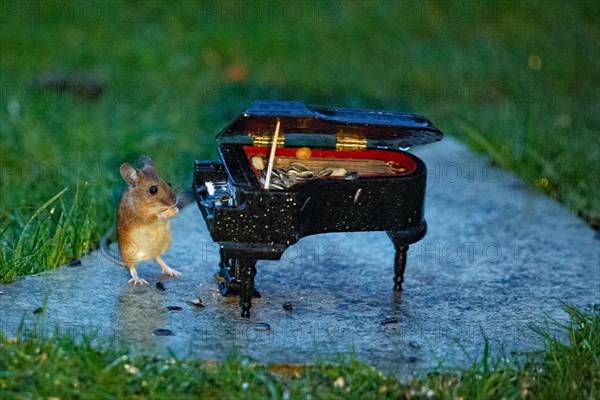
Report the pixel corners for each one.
[128,277,149,285]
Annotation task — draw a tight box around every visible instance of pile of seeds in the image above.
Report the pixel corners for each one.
[259,161,350,190]
[251,155,406,190]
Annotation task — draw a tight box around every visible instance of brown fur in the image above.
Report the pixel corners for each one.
[117,156,180,285]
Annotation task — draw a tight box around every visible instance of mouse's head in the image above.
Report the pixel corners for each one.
[120,156,179,218]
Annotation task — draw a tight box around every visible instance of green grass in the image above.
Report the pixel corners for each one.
[1,304,598,399]
[1,0,599,282]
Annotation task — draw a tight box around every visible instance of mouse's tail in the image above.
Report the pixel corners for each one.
[100,224,126,267]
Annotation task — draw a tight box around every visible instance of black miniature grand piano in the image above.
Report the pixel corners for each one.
[193,101,443,317]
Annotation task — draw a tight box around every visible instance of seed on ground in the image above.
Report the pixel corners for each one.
[254,323,271,331]
[68,259,82,267]
[188,298,204,307]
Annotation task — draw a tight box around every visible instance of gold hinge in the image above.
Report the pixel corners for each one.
[336,131,367,151]
[252,132,285,147]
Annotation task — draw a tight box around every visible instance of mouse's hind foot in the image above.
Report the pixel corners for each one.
[128,277,149,285]
[127,266,149,285]
[157,256,181,278]
[163,268,181,278]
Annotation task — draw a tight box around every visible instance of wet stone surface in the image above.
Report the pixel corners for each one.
[1,137,599,378]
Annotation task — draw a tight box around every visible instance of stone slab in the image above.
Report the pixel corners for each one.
[1,136,598,377]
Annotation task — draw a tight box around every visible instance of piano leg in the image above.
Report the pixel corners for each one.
[216,243,286,316]
[392,244,409,291]
[216,249,261,299]
[239,258,257,318]
[215,248,235,296]
[388,233,410,291]
[388,223,426,291]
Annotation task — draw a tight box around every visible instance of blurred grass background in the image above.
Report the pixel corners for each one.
[1,0,599,281]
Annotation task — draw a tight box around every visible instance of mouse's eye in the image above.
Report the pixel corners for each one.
[149,185,158,195]
[168,182,172,187]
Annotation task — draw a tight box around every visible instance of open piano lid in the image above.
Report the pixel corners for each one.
[216,100,443,151]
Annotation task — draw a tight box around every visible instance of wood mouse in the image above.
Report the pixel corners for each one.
[116,156,181,285]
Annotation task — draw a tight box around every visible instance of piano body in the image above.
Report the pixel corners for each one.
[193,101,443,317]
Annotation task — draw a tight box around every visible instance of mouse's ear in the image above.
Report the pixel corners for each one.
[120,163,139,185]
[139,156,155,171]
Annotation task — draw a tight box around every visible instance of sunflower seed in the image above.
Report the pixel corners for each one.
[273,169,287,179]
[283,177,298,187]
[254,322,271,331]
[153,328,173,336]
[297,171,315,179]
[289,162,308,172]
[251,156,265,170]
[188,298,204,307]
[68,259,82,267]
[330,167,347,177]
[317,168,333,177]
